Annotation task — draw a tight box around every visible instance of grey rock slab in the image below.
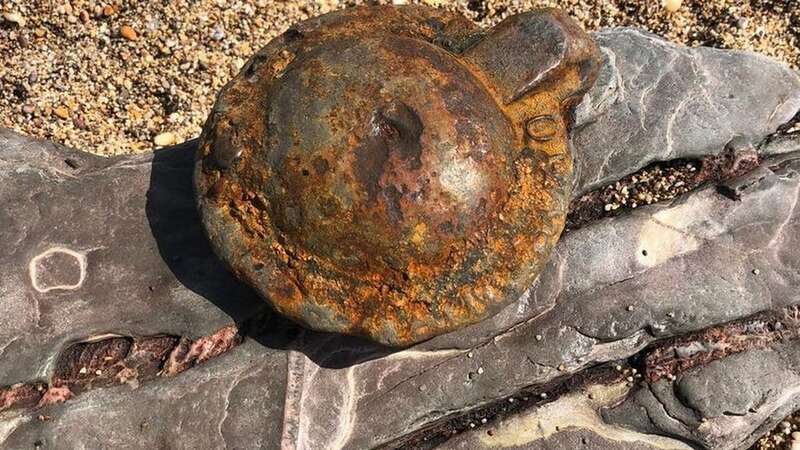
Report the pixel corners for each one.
[1,340,288,450]
[438,339,800,450]
[439,381,693,450]
[604,340,800,450]
[290,149,800,449]
[573,28,800,194]
[0,131,267,386]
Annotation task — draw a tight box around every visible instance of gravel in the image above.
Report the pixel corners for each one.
[0,0,797,155]
[755,412,800,450]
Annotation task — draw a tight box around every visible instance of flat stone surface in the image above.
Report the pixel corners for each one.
[0,136,267,387]
[441,339,800,450]
[0,28,799,450]
[573,28,800,194]
[2,340,288,450]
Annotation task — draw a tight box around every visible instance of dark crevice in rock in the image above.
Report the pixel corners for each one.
[378,364,627,450]
[774,106,800,136]
[567,144,762,230]
[384,306,800,449]
[0,325,241,414]
[641,306,800,383]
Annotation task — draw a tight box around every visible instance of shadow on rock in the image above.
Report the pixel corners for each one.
[145,140,393,368]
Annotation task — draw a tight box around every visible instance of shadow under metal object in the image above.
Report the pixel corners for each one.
[194,5,601,346]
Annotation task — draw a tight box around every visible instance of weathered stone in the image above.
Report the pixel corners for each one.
[0,24,799,450]
[0,135,266,388]
[195,6,602,346]
[1,340,287,450]
[573,28,800,194]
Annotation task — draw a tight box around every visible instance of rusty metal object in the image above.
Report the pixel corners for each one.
[194,6,601,346]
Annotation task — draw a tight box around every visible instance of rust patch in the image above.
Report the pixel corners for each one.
[38,386,73,408]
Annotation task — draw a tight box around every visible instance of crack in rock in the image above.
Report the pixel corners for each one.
[0,325,241,414]
[643,306,800,383]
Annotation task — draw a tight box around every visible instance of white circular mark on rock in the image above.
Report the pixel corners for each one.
[28,247,88,293]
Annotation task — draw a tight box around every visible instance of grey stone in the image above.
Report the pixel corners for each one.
[0,136,267,387]
[1,27,799,450]
[603,341,800,450]
[1,340,287,450]
[440,339,800,450]
[573,28,800,194]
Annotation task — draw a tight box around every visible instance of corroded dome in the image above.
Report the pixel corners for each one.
[194,5,600,346]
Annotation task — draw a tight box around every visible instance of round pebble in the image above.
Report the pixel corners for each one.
[2,12,26,27]
[120,25,138,41]
[153,132,177,147]
[663,0,682,13]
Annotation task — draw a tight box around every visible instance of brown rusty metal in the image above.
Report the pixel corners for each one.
[194,5,601,346]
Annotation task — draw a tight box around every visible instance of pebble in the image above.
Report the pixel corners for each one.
[73,116,87,130]
[153,131,177,147]
[21,104,35,114]
[211,26,226,41]
[663,0,682,12]
[2,12,26,27]
[53,106,70,120]
[120,25,138,41]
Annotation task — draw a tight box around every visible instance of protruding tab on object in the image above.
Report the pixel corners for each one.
[464,8,601,105]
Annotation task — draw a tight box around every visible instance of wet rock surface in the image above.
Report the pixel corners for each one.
[1,27,799,449]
